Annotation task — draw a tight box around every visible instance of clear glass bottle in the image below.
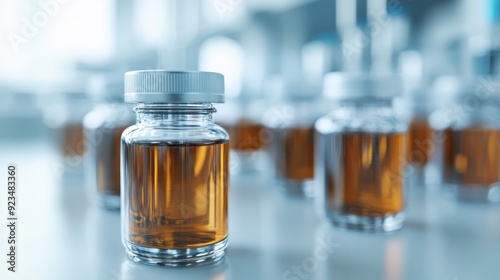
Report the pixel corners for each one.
[440,79,500,203]
[43,88,93,179]
[83,75,135,210]
[121,71,229,266]
[404,87,440,188]
[263,85,327,197]
[216,98,269,175]
[316,73,408,232]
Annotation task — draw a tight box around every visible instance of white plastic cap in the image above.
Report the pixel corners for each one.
[124,70,225,103]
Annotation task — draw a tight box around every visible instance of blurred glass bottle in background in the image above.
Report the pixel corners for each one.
[263,80,327,197]
[43,85,93,179]
[437,78,500,203]
[216,98,269,175]
[83,75,135,210]
[404,87,441,188]
[316,73,408,232]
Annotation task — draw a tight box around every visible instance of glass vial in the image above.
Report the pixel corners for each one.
[441,81,500,203]
[408,116,433,165]
[316,73,408,232]
[43,89,93,178]
[405,87,440,188]
[263,88,326,197]
[121,71,229,266]
[83,75,135,210]
[216,99,268,175]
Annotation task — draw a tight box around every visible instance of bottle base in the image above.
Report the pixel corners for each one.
[124,237,228,267]
[443,183,500,203]
[328,212,405,232]
[99,194,120,211]
[278,178,315,198]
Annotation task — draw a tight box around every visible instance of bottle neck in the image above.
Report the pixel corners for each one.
[134,103,215,128]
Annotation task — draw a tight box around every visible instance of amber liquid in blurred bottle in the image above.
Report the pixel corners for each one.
[123,140,229,249]
[408,118,434,166]
[325,133,406,216]
[95,126,128,196]
[61,123,85,156]
[274,127,315,180]
[221,120,266,151]
[443,128,500,186]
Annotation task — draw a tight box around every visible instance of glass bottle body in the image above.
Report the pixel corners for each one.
[408,116,434,166]
[84,103,135,210]
[406,111,442,188]
[216,99,268,175]
[43,98,93,178]
[316,100,407,231]
[121,103,229,266]
[441,101,500,203]
[265,99,326,196]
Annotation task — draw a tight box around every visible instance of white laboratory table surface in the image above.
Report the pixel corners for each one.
[0,142,499,280]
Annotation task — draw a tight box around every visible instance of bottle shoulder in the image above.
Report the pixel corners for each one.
[122,123,229,145]
[315,108,407,135]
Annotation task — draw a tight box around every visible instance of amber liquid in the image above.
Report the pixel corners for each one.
[122,140,229,249]
[61,123,85,156]
[94,126,128,196]
[408,118,434,166]
[323,132,406,216]
[273,127,315,180]
[443,128,500,186]
[220,120,266,151]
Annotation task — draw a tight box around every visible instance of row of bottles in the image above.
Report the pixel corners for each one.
[223,73,500,234]
[42,70,500,266]
[43,73,500,207]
